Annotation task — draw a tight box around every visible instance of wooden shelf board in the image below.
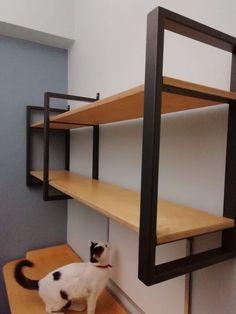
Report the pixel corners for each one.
[31,170,234,244]
[31,76,236,130]
[3,244,128,314]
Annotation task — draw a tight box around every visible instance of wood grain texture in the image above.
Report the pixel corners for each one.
[31,76,236,129]
[31,170,234,244]
[3,244,128,314]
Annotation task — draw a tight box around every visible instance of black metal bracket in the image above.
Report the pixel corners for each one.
[139,7,236,286]
[27,92,100,201]
[26,105,68,187]
[42,92,99,201]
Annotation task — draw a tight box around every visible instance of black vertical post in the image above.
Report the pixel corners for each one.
[222,52,236,252]
[65,130,70,171]
[65,105,70,171]
[92,126,99,180]
[138,8,165,285]
[186,238,193,314]
[43,93,50,201]
[26,106,32,186]
[92,93,100,180]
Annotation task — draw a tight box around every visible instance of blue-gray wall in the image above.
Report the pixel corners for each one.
[0,36,68,313]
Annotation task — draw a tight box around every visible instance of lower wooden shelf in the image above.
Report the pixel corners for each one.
[31,170,234,244]
[3,244,128,314]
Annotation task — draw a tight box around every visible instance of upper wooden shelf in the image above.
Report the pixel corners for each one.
[3,244,128,314]
[31,76,236,130]
[31,170,234,244]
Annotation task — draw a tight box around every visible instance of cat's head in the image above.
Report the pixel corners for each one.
[90,241,111,264]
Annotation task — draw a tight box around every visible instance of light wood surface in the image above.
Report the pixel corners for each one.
[3,244,128,314]
[31,170,234,244]
[164,76,236,101]
[31,76,236,129]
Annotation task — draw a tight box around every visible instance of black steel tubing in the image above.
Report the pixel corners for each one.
[65,130,70,171]
[162,84,236,105]
[42,92,98,201]
[92,126,99,180]
[139,6,236,286]
[50,121,94,127]
[139,7,165,285]
[43,93,50,201]
[46,92,96,103]
[222,53,236,252]
[160,6,236,52]
[152,247,236,284]
[26,105,67,187]
[92,91,100,180]
[26,106,32,186]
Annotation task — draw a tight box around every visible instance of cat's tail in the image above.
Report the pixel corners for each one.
[14,259,39,290]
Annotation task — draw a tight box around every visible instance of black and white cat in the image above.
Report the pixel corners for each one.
[14,241,111,314]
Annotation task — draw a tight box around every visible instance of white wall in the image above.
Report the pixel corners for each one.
[0,0,74,48]
[67,0,236,313]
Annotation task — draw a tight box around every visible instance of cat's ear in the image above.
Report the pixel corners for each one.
[89,241,95,247]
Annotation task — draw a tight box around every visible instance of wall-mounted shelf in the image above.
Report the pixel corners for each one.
[31,170,234,245]
[3,244,127,314]
[25,6,236,287]
[31,76,236,130]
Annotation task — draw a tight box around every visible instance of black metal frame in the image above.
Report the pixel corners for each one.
[26,6,236,287]
[185,238,194,314]
[139,7,236,285]
[27,92,99,201]
[26,105,67,187]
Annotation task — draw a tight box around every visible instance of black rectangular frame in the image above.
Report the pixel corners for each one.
[43,92,99,201]
[27,92,99,201]
[26,105,68,187]
[139,7,236,285]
